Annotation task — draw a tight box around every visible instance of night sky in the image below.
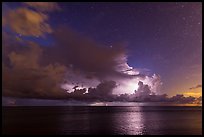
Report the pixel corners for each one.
[2,2,202,105]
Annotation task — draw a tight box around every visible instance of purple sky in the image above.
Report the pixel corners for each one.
[2,2,202,105]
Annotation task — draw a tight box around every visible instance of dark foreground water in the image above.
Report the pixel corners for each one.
[2,106,202,135]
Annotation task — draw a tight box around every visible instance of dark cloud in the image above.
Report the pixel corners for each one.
[2,97,90,106]
[60,81,117,101]
[195,84,202,88]
[2,37,68,99]
[168,94,196,104]
[3,32,120,100]
[116,93,199,104]
[2,27,125,99]
[189,84,202,90]
[87,80,117,96]
[43,26,128,80]
[195,96,202,104]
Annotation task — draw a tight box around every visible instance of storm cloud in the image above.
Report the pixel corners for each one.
[1,13,164,101]
[2,40,68,99]
[2,2,200,104]
[43,26,127,80]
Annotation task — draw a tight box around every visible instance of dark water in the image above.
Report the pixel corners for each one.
[2,106,202,135]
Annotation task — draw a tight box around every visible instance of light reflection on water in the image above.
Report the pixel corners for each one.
[57,106,201,135]
[3,106,202,135]
[112,107,145,135]
[58,107,147,134]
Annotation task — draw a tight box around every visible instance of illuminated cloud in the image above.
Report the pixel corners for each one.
[135,81,152,97]
[2,25,163,100]
[2,2,202,105]
[3,8,52,37]
[2,33,201,103]
[2,2,163,100]
[24,2,60,12]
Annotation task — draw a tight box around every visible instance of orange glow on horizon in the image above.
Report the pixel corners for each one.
[183,88,202,98]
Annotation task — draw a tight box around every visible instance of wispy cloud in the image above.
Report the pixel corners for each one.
[2,2,60,37]
[189,84,202,90]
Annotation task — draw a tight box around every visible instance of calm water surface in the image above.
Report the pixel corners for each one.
[2,106,202,135]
